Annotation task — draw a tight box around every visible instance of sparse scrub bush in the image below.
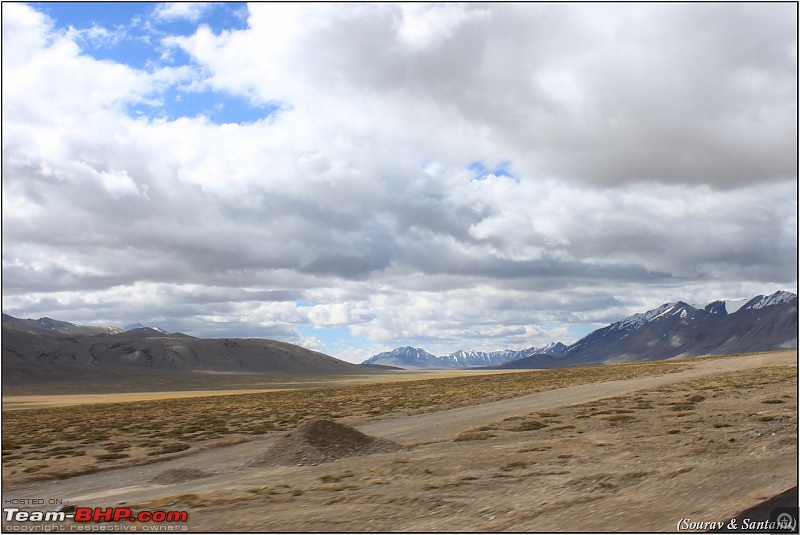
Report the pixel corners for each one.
[319,472,353,483]
[3,358,792,482]
[511,420,548,431]
[22,465,48,473]
[95,453,129,461]
[454,431,495,442]
[148,443,191,456]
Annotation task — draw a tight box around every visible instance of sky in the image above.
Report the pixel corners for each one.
[2,2,797,363]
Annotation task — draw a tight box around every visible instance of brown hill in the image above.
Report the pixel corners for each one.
[1,314,373,392]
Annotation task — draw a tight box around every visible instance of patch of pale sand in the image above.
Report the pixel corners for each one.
[1,369,530,410]
[1,389,284,410]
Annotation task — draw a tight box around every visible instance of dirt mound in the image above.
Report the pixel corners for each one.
[149,468,213,485]
[249,419,404,467]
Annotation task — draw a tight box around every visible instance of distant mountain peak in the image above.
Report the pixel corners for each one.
[375,290,797,370]
[538,341,568,354]
[362,346,441,368]
[609,301,696,332]
[124,323,169,334]
[743,290,798,311]
[364,341,569,368]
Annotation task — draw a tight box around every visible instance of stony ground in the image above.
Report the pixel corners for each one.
[2,350,796,532]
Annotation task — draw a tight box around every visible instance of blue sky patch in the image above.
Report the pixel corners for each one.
[468,160,514,180]
[31,2,266,124]
[297,325,371,357]
[130,86,282,124]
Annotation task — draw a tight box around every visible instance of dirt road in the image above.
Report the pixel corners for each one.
[357,351,794,443]
[2,350,796,532]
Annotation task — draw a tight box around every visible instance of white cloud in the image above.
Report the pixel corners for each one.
[153,3,209,23]
[2,3,796,362]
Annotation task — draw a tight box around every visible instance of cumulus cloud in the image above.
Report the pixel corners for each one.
[2,3,796,362]
[152,3,210,23]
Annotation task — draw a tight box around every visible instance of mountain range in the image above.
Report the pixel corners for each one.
[362,291,797,369]
[2,290,796,391]
[362,342,568,369]
[1,313,371,392]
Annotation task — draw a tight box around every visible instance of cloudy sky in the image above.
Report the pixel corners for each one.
[2,2,797,363]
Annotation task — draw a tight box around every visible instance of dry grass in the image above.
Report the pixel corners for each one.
[30,357,792,533]
[1,358,694,482]
[457,364,796,449]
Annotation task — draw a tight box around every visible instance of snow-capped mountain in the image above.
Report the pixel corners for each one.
[606,301,694,332]
[362,347,442,369]
[564,300,709,360]
[535,342,568,355]
[363,291,796,370]
[698,298,749,315]
[125,323,169,334]
[363,342,567,369]
[742,290,797,310]
[539,290,797,368]
[441,349,524,367]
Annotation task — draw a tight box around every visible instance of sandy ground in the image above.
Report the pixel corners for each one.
[2,369,526,410]
[2,350,796,532]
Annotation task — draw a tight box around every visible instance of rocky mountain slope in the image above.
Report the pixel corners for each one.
[365,291,797,369]
[499,290,797,369]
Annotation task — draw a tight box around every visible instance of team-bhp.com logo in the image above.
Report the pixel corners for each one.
[3,506,189,531]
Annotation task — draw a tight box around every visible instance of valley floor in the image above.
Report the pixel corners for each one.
[2,350,796,532]
[1,368,525,408]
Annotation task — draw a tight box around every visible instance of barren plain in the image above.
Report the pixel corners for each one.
[2,350,796,532]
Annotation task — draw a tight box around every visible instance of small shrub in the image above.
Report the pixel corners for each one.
[454,431,495,442]
[148,443,190,456]
[95,453,129,461]
[511,420,547,432]
[319,472,353,483]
